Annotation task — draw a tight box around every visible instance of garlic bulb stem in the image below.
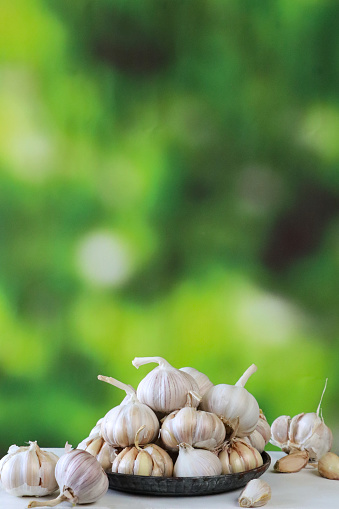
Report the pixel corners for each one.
[98,375,136,397]
[316,378,328,417]
[134,425,146,451]
[235,364,257,388]
[132,356,172,369]
[28,495,67,508]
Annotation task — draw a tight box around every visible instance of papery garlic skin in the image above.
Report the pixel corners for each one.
[179,367,213,396]
[200,364,260,437]
[98,375,159,447]
[28,447,109,508]
[318,452,339,480]
[0,442,58,497]
[77,435,118,471]
[132,357,200,414]
[161,407,226,451]
[244,411,271,453]
[238,479,271,507]
[219,439,263,474]
[174,443,222,477]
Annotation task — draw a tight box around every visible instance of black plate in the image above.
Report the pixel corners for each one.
[107,451,271,496]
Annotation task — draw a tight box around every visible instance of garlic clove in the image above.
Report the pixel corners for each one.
[238,479,271,507]
[318,452,339,480]
[77,435,118,472]
[273,450,309,473]
[133,450,153,476]
[219,439,263,474]
[270,415,290,449]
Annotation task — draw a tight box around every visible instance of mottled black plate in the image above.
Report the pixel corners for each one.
[107,451,271,496]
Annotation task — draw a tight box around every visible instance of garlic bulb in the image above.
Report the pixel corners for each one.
[0,442,58,497]
[244,411,271,453]
[112,426,173,476]
[174,443,222,477]
[89,418,103,438]
[98,375,159,447]
[270,379,332,461]
[238,479,271,507]
[179,367,213,396]
[200,364,260,437]
[77,435,118,471]
[161,406,226,451]
[219,438,263,474]
[318,452,339,480]
[132,356,201,414]
[28,445,108,508]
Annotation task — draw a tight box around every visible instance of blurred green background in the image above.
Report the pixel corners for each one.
[0,0,338,456]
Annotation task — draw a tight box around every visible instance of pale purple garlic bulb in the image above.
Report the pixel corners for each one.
[132,356,201,414]
[270,379,333,461]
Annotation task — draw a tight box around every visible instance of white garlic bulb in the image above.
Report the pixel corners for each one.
[174,443,222,477]
[200,364,260,437]
[244,411,271,453]
[270,379,332,461]
[98,374,159,447]
[219,438,263,474]
[77,434,118,471]
[132,356,201,414]
[238,479,271,507]
[179,367,214,396]
[28,444,108,508]
[0,442,58,497]
[89,418,103,438]
[112,426,173,476]
[161,406,226,451]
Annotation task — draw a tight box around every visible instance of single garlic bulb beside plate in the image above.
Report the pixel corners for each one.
[0,441,58,497]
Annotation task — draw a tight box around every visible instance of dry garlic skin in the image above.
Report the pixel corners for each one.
[161,407,226,451]
[0,442,58,497]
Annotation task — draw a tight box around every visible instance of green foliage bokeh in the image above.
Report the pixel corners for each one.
[0,0,338,456]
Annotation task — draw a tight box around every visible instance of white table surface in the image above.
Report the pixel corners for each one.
[0,450,338,509]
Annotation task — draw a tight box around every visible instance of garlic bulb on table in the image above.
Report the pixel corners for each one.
[98,374,159,447]
[161,406,226,451]
[173,443,222,477]
[132,356,201,414]
[77,434,118,471]
[112,426,173,476]
[28,444,108,508]
[0,441,58,497]
[219,438,263,474]
[179,367,213,396]
[244,411,271,453]
[270,379,332,461]
[200,364,260,437]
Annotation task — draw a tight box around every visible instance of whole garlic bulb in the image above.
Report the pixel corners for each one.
[200,364,260,437]
[28,445,108,508]
[219,438,263,474]
[179,367,213,396]
[174,443,222,477]
[270,379,332,461]
[161,406,226,451]
[77,435,118,471]
[98,375,159,447]
[0,442,58,497]
[112,426,173,476]
[132,356,201,414]
[244,411,271,453]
